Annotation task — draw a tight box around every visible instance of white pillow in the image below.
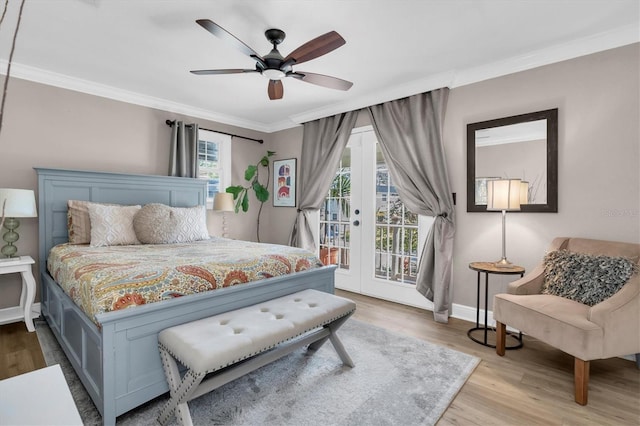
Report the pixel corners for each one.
[67,200,119,244]
[88,204,142,247]
[171,205,210,243]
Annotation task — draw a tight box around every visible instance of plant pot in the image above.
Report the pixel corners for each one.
[319,247,339,265]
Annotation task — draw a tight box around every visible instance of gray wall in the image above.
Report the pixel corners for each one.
[0,78,270,308]
[262,43,640,311]
[0,43,637,316]
[446,43,639,309]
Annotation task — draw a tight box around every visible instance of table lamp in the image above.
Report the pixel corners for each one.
[520,180,529,205]
[0,188,38,258]
[486,179,521,267]
[213,192,234,238]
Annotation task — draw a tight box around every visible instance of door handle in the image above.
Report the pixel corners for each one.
[353,220,360,226]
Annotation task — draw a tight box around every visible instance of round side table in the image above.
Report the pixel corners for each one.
[468,261,524,349]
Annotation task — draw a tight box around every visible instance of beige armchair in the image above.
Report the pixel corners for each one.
[493,237,640,405]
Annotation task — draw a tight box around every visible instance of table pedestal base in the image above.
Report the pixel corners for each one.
[467,327,522,349]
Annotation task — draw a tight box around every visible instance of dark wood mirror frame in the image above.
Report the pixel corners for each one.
[467,108,558,213]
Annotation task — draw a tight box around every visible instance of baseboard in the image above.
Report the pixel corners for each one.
[451,302,507,329]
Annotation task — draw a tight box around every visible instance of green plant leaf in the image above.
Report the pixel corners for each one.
[259,156,269,167]
[226,186,244,199]
[253,182,269,203]
[244,165,257,181]
[267,151,276,157]
[241,191,249,212]
[232,189,246,213]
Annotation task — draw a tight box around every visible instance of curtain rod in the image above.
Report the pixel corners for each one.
[165,120,263,144]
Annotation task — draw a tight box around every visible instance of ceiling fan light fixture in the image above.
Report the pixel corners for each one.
[193,20,352,99]
[263,68,286,80]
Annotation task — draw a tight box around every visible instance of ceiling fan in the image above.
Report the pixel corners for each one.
[191,19,353,100]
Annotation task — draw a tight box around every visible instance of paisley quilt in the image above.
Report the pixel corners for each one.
[47,238,323,325]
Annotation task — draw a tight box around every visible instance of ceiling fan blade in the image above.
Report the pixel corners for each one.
[196,19,265,63]
[283,31,346,65]
[190,69,259,75]
[268,80,284,100]
[290,71,353,91]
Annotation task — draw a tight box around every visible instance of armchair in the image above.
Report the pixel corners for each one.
[493,237,639,405]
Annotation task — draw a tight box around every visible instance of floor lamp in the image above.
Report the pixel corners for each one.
[213,192,234,238]
[0,188,38,259]
[486,179,521,268]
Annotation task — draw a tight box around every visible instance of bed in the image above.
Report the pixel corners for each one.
[36,168,336,425]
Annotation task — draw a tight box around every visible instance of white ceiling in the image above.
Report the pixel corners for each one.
[1,0,638,133]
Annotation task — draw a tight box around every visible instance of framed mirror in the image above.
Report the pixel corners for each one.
[467,108,558,212]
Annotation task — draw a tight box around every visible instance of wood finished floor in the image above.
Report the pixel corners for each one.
[1,290,638,425]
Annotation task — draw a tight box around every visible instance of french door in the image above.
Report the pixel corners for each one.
[318,127,433,309]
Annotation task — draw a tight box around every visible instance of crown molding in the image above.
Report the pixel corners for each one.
[451,23,640,88]
[2,24,637,133]
[289,24,639,125]
[0,61,275,133]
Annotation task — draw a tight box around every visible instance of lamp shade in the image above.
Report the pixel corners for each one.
[486,179,521,211]
[0,189,37,218]
[519,181,529,205]
[213,192,234,212]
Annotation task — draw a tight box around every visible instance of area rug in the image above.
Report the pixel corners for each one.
[36,318,479,425]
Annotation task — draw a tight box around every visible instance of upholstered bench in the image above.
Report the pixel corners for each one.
[157,289,356,425]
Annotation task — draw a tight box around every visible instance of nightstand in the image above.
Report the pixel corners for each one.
[0,256,36,332]
[468,261,524,349]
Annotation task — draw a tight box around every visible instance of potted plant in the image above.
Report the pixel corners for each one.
[226,151,275,242]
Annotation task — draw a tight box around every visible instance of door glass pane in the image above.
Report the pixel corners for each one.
[320,148,351,269]
[374,144,418,285]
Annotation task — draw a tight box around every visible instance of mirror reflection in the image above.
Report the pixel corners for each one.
[475,119,547,205]
[467,109,558,213]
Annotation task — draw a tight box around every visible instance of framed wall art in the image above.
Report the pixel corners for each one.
[273,158,297,207]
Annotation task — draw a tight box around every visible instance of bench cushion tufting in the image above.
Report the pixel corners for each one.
[158,289,355,374]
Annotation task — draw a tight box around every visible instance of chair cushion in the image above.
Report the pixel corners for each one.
[494,293,603,360]
[542,250,638,306]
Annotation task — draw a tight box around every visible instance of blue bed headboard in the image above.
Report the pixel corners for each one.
[35,168,207,275]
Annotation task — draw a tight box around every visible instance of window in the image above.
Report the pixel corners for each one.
[197,129,232,207]
[374,156,419,285]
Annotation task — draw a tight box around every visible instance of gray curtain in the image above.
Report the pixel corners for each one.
[289,111,358,251]
[169,121,199,178]
[367,88,454,323]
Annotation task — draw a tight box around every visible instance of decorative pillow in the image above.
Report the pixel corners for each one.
[171,205,210,243]
[88,204,142,247]
[542,250,638,306]
[67,200,117,244]
[133,204,179,244]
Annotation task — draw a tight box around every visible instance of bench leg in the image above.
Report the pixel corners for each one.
[329,332,354,368]
[307,314,354,367]
[158,347,205,426]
